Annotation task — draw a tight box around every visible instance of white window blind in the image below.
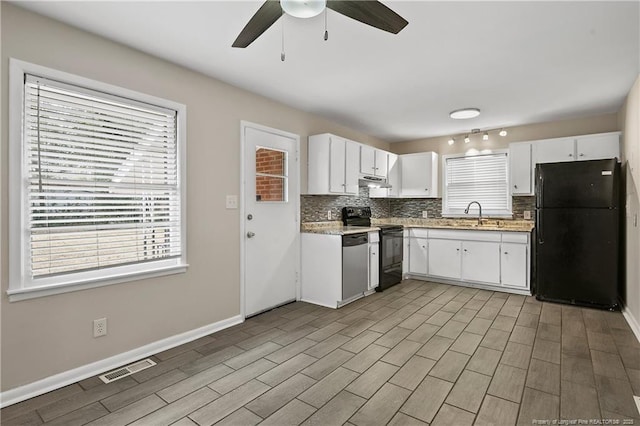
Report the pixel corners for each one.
[24,74,181,278]
[443,153,510,215]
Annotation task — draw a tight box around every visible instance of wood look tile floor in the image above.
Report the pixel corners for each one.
[3,280,640,426]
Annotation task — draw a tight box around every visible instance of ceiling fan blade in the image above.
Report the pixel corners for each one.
[326,0,408,34]
[232,0,283,48]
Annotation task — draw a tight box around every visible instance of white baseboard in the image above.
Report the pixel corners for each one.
[621,302,640,344]
[0,314,243,408]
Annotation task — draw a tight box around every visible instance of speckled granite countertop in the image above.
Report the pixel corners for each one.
[301,218,534,234]
[372,218,535,232]
[300,222,380,235]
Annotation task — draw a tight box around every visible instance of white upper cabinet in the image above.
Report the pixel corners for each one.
[369,152,400,198]
[576,133,620,161]
[400,152,439,198]
[509,142,534,195]
[387,153,400,197]
[360,145,388,178]
[535,137,575,163]
[534,132,620,164]
[308,133,359,195]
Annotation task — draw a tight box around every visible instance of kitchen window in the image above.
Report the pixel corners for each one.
[8,59,187,301]
[442,151,511,217]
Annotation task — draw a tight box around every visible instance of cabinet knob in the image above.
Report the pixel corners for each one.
[514,184,518,189]
[579,153,584,157]
[569,153,573,157]
[456,248,460,252]
[422,245,426,249]
[425,188,429,192]
[464,249,468,252]
[504,251,509,254]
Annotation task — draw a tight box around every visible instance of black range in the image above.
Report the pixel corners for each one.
[341,207,404,291]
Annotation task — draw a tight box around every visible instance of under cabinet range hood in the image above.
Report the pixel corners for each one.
[359,175,392,189]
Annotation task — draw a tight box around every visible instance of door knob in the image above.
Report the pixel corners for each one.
[247,231,256,238]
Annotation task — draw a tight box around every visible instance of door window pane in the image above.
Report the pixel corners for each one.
[256,147,287,202]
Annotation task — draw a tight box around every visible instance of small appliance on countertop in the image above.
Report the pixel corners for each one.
[342,207,404,291]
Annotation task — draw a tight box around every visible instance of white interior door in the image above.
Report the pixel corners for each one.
[242,123,299,317]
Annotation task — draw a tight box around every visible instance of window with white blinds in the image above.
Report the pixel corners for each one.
[442,152,511,216]
[9,60,186,300]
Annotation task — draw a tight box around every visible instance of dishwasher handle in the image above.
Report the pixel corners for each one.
[342,233,368,247]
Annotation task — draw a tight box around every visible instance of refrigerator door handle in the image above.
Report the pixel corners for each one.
[537,209,544,244]
[538,175,544,207]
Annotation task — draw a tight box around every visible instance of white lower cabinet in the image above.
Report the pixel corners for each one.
[428,239,461,279]
[405,228,531,295]
[501,242,528,289]
[461,241,501,284]
[408,238,428,275]
[369,231,380,290]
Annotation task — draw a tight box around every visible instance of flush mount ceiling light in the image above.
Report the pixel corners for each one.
[448,137,455,146]
[499,128,508,137]
[280,0,326,18]
[449,108,481,120]
[464,135,470,143]
[483,132,489,141]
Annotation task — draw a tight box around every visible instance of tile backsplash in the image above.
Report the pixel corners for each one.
[301,186,390,222]
[300,191,536,222]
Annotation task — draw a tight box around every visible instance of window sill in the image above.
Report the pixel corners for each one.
[7,264,188,302]
[442,212,514,219]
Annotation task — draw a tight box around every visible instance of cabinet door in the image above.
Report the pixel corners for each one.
[369,242,379,290]
[462,241,500,284]
[375,150,388,178]
[576,133,620,161]
[428,239,461,279]
[509,143,533,195]
[535,138,575,163]
[401,154,432,197]
[328,137,346,193]
[360,145,376,175]
[501,243,528,289]
[408,238,428,275]
[344,140,360,194]
[387,153,400,197]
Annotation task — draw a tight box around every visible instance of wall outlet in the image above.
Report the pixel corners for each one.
[93,318,107,338]
[225,195,238,209]
[327,210,332,220]
[523,210,532,220]
[422,211,428,219]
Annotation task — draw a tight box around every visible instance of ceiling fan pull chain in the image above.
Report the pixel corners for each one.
[281,18,286,61]
[324,8,328,41]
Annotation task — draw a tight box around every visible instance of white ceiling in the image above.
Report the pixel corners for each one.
[14,1,640,143]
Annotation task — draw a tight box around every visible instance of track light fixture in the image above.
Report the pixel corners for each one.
[446,127,509,145]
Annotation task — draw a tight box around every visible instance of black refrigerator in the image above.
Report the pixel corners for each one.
[535,158,620,310]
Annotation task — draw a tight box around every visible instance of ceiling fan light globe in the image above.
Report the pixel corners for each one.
[280,0,327,18]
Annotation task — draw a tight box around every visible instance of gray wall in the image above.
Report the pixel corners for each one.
[0,3,389,392]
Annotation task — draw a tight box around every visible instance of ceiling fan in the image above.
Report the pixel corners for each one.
[232,0,409,48]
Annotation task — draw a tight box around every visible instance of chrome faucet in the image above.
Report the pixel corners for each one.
[464,201,483,225]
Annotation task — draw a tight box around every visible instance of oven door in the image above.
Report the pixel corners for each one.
[380,228,403,290]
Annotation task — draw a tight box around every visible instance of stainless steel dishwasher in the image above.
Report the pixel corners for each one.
[342,233,369,301]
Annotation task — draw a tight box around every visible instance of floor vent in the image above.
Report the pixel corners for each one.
[99,358,156,384]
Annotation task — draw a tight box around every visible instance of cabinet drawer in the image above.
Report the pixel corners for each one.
[408,228,429,239]
[429,229,501,242]
[501,233,529,244]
